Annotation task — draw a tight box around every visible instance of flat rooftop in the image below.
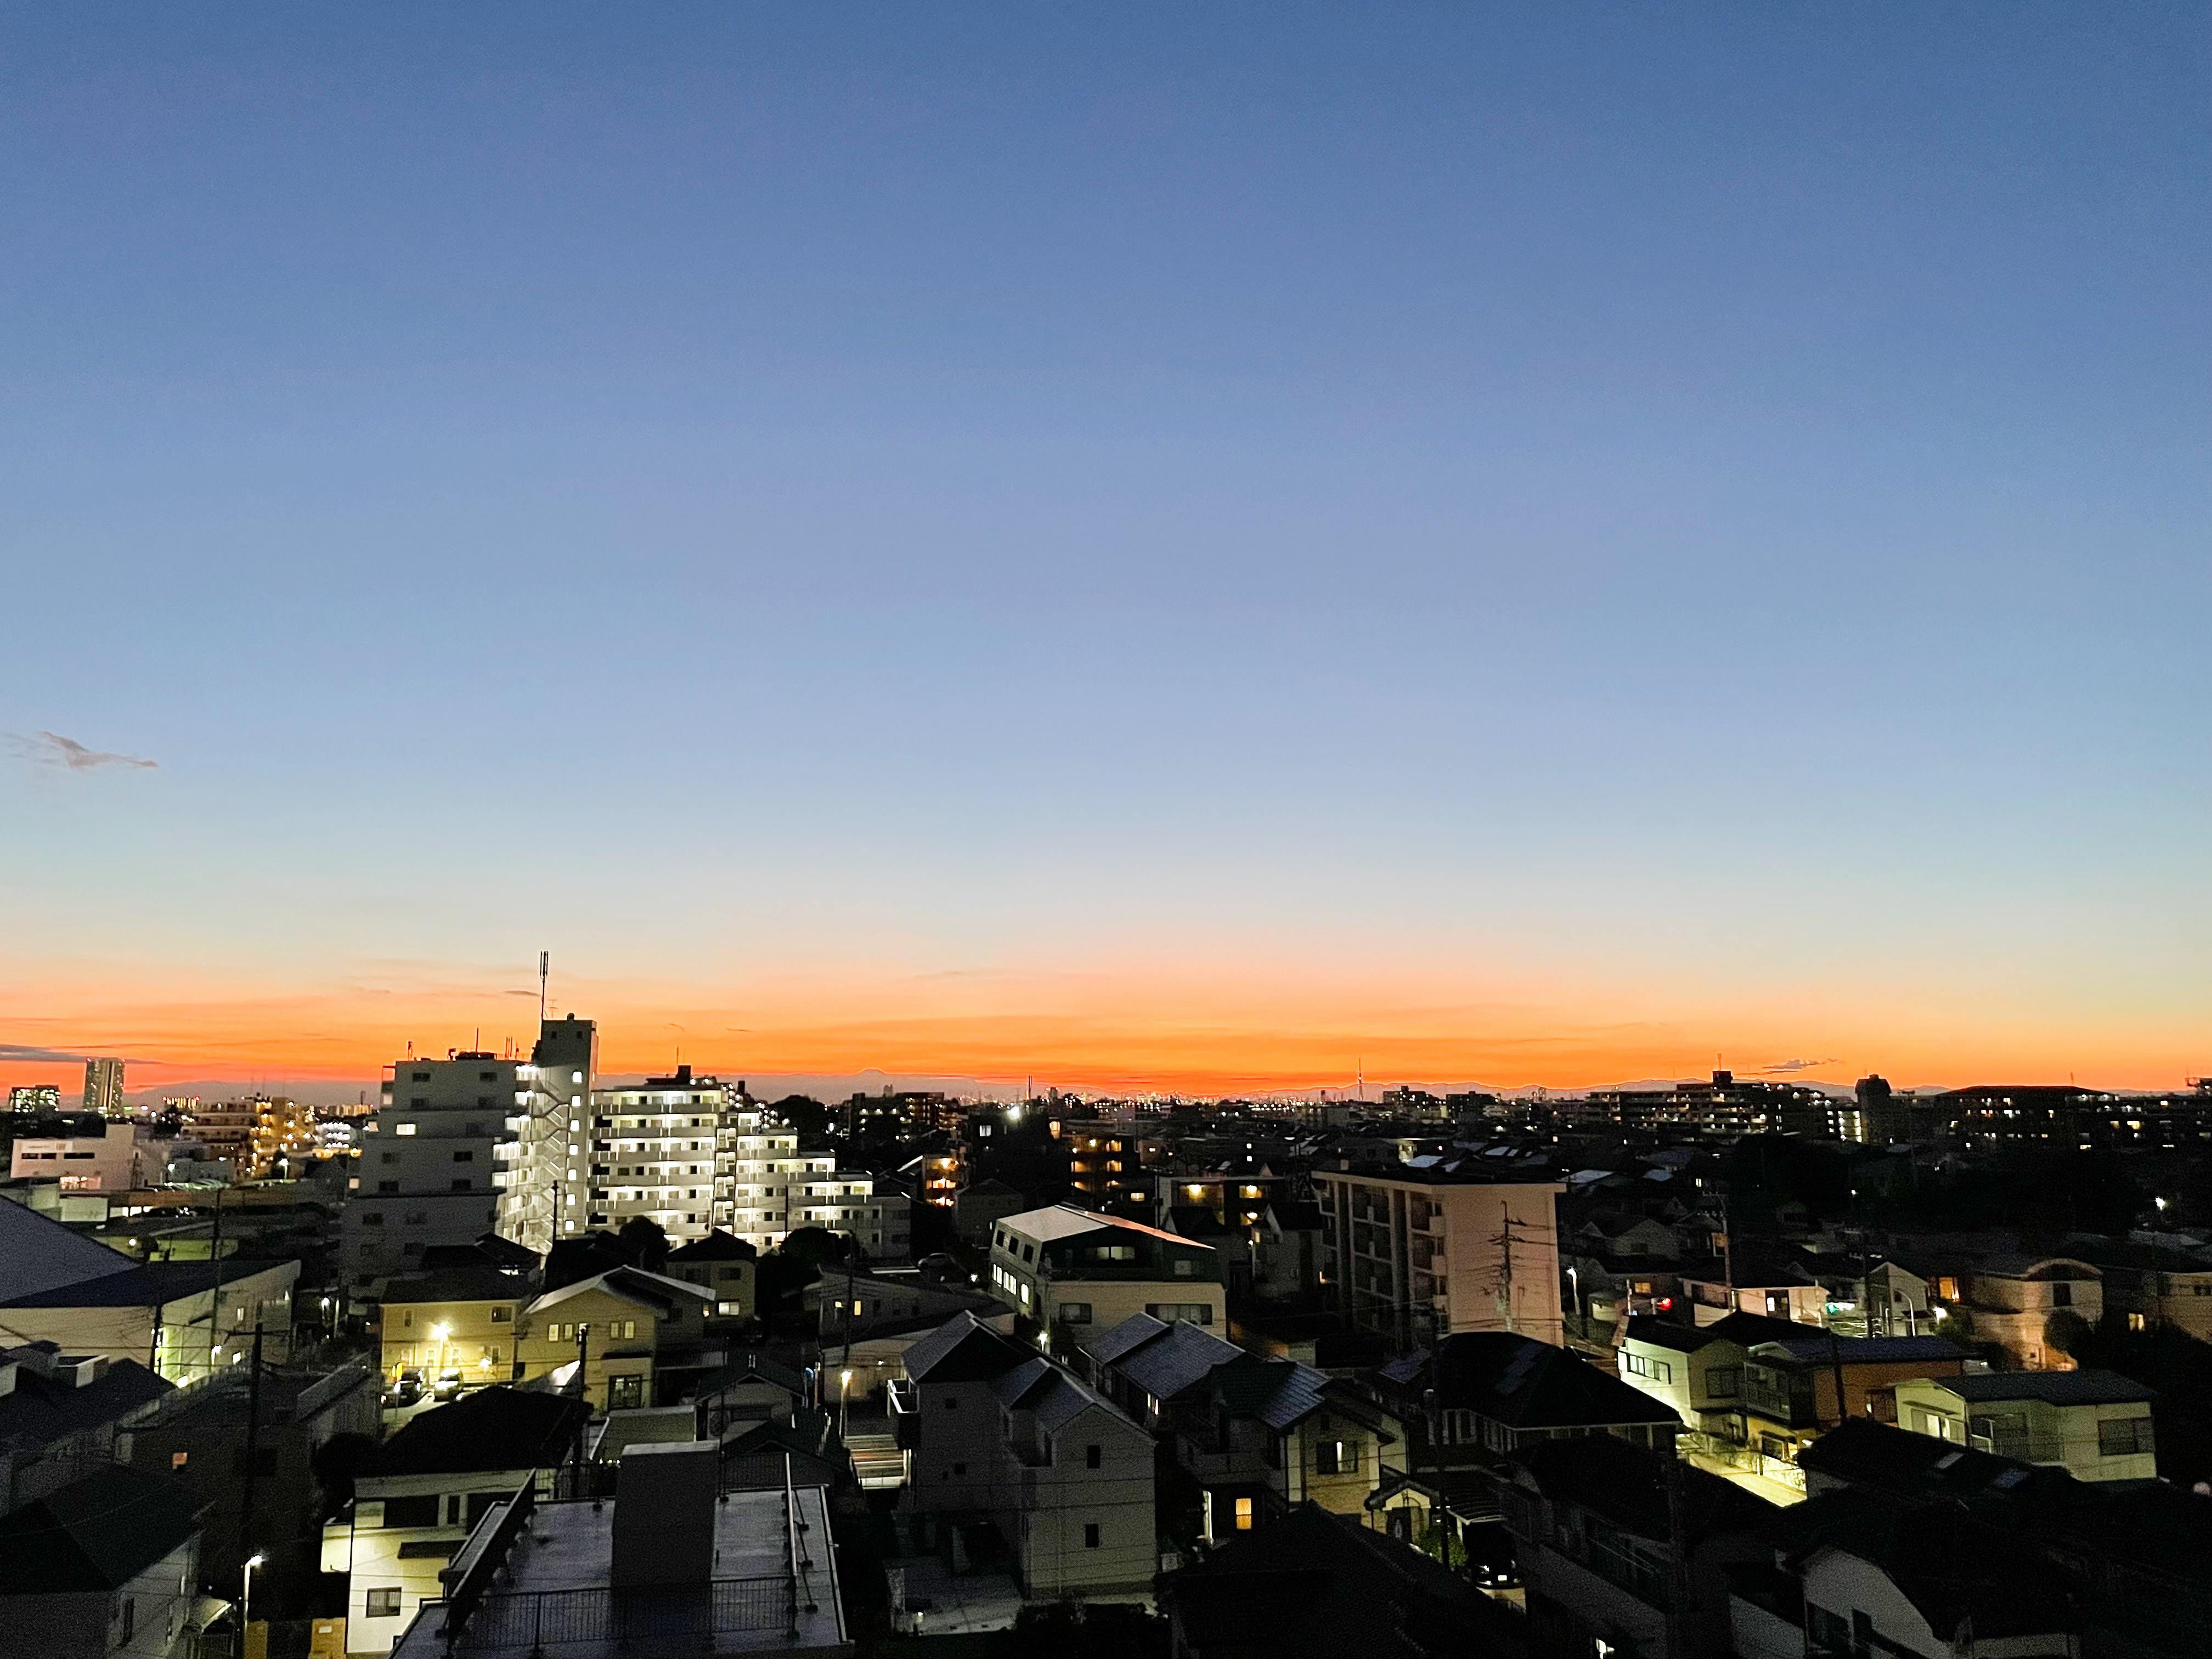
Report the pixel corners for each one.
[392,1486,848,1659]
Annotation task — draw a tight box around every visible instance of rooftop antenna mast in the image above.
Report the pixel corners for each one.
[539,951,550,1024]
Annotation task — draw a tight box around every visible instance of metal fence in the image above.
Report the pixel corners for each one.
[456,1578,796,1650]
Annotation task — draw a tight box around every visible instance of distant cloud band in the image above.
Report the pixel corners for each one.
[9,731,158,772]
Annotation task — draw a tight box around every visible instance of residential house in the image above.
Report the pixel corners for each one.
[1249,1198,1324,1304]
[1160,1502,1533,1659]
[1892,1369,2157,1482]
[320,1388,588,1656]
[1078,1312,1386,1546]
[696,1351,812,1437]
[953,1178,1028,1248]
[375,1268,528,1391]
[659,1229,758,1324]
[1852,1259,1944,1338]
[2066,1239,2212,1341]
[0,1463,205,1658]
[1313,1162,1565,1350]
[1502,1435,1771,1659]
[1728,1487,2078,1659]
[1358,1331,1683,1560]
[1778,1417,2212,1659]
[124,1357,381,1595]
[1957,1255,2103,1369]
[1618,1312,1814,1431]
[988,1204,1224,1341]
[513,1266,713,1412]
[0,1199,299,1385]
[0,1345,172,1517]
[891,1313,1033,1513]
[989,1353,1156,1599]
[1729,1334,1967,1467]
[1678,1254,1827,1328]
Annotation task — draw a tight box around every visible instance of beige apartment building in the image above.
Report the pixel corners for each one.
[1313,1162,1564,1348]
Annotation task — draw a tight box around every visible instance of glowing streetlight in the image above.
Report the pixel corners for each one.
[838,1368,853,1439]
[242,1553,267,1637]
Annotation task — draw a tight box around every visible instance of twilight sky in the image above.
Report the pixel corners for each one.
[3,5,2208,1097]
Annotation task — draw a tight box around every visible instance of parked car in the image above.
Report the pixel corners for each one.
[386,1369,424,1406]
[432,1368,466,1401]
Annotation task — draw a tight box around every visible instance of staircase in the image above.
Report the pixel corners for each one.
[847,1430,906,1489]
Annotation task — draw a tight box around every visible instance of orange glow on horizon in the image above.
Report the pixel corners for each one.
[2,957,2203,1099]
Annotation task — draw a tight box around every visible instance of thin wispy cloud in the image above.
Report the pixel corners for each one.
[0,1042,95,1064]
[10,730,157,772]
[1759,1057,1837,1074]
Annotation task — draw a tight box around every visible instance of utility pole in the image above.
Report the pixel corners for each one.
[1663,1445,1696,1659]
[569,1323,591,1495]
[240,1323,266,1595]
[207,1186,227,1380]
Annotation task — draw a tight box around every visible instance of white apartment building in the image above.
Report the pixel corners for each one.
[588,1068,910,1256]
[344,1054,522,1288]
[494,1015,597,1254]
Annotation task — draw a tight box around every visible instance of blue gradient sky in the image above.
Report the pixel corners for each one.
[3,5,2207,1091]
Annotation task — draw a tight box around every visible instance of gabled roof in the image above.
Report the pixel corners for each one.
[0,1463,203,1593]
[1399,1334,1682,1431]
[1105,1319,1245,1403]
[1079,1312,1170,1368]
[1761,1488,2074,1640]
[1516,1435,1768,1539]
[1211,1356,1330,1431]
[998,1203,1217,1250]
[990,1356,1132,1435]
[364,1386,589,1477]
[901,1312,1031,1385]
[524,1265,713,1320]
[1796,1418,2067,1502]
[700,1351,809,1397]
[665,1230,760,1263]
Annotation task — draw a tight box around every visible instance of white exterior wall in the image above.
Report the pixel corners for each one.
[595,1082,727,1243]
[1008,1403,1155,1598]
[322,1471,543,1657]
[348,1058,519,1284]
[10,1127,157,1192]
[908,1375,1012,1513]
[1803,1550,2073,1658]
[0,1261,297,1385]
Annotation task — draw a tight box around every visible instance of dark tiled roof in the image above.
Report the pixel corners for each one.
[1162,1503,1531,1659]
[901,1312,1030,1385]
[1939,1369,2153,1407]
[365,1386,589,1477]
[379,1267,528,1306]
[1108,1320,1244,1403]
[700,1351,809,1397]
[1762,1488,2073,1641]
[1751,1335,1966,1367]
[1079,1313,1170,1368]
[0,1464,202,1593]
[1406,1334,1681,1430]
[0,1355,171,1456]
[1211,1357,1329,1431]
[665,1231,760,1262]
[0,1261,243,1309]
[1796,1418,2063,1500]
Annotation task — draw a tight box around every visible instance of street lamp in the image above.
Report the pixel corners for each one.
[838,1368,852,1440]
[1566,1266,1582,1321]
[241,1553,266,1654]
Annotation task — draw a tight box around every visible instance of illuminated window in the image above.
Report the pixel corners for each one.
[395,1124,417,1137]
[1234,1498,1254,1531]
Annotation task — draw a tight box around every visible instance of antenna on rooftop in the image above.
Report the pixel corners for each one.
[539,951,550,1023]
